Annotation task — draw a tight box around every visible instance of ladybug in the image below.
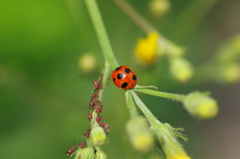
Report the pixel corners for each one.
[112,65,137,89]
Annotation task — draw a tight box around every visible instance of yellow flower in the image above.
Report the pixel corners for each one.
[135,32,159,65]
[167,155,191,159]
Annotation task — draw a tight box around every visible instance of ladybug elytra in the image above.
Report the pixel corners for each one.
[112,65,137,89]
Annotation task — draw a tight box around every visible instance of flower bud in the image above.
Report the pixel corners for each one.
[151,123,191,159]
[217,63,240,84]
[217,34,240,63]
[74,147,95,159]
[183,92,218,119]
[78,52,97,72]
[135,32,159,66]
[170,57,193,83]
[149,0,170,18]
[96,148,107,159]
[126,116,154,152]
[90,126,107,146]
[158,39,184,57]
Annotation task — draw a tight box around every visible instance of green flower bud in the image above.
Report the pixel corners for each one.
[217,63,240,84]
[96,148,107,159]
[183,92,218,119]
[170,57,193,83]
[78,52,97,72]
[90,126,107,146]
[217,34,240,63]
[149,0,170,18]
[126,116,154,152]
[159,39,184,57]
[74,147,95,159]
[151,123,191,159]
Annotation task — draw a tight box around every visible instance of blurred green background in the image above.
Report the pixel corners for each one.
[1,0,240,159]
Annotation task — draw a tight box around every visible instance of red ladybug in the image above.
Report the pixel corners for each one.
[112,65,137,89]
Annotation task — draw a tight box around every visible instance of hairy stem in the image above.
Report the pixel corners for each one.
[125,90,139,118]
[134,88,185,102]
[98,62,111,101]
[130,90,159,126]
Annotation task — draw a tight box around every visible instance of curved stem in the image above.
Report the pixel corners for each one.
[84,0,119,70]
[98,62,111,101]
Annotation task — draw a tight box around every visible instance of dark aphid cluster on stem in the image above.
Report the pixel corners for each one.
[66,75,110,156]
[66,145,76,156]
[78,142,87,149]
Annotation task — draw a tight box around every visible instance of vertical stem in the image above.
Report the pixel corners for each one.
[84,0,119,70]
[98,62,111,101]
[125,90,139,118]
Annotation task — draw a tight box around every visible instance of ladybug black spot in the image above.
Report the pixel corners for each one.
[115,66,122,71]
[113,78,115,82]
[132,75,137,81]
[117,73,124,79]
[122,82,128,88]
[124,68,131,73]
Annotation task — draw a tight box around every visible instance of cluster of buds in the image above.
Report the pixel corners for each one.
[67,75,109,158]
[134,31,193,83]
[211,34,240,84]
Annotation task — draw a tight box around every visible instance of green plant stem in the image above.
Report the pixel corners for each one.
[98,62,111,101]
[113,0,156,34]
[134,88,185,102]
[130,90,160,126]
[125,90,139,118]
[84,0,119,70]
